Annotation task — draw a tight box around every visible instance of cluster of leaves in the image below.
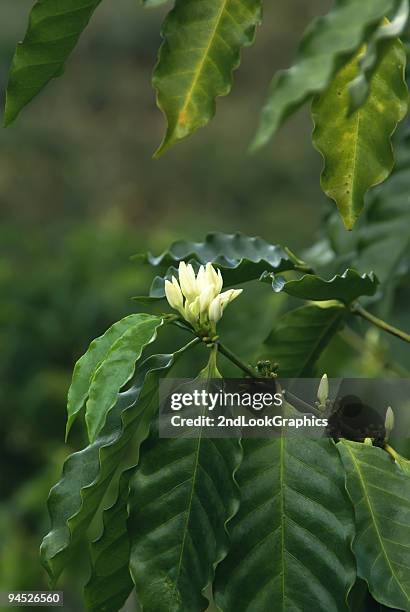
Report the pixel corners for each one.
[4,1,410,610]
[3,0,410,229]
[40,232,410,611]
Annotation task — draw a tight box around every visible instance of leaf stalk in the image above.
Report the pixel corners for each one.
[352,303,410,344]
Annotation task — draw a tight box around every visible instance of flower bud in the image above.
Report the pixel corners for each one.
[199,285,215,313]
[178,261,197,300]
[317,374,329,407]
[206,262,223,294]
[208,295,223,324]
[219,288,242,309]
[165,277,184,312]
[385,406,395,439]
[181,298,196,327]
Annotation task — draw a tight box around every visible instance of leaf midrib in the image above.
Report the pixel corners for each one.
[346,101,362,225]
[279,435,286,610]
[171,413,204,604]
[347,445,410,603]
[297,308,343,376]
[177,0,230,125]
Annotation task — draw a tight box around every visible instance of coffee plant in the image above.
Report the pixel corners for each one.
[4,0,410,610]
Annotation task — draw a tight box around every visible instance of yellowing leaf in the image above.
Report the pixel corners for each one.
[312,38,408,230]
[252,0,397,150]
[153,0,262,156]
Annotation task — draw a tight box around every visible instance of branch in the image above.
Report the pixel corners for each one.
[217,342,258,378]
[351,303,410,344]
[217,341,322,417]
[340,326,409,377]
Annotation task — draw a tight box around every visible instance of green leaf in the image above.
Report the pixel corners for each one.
[84,467,135,612]
[267,269,379,305]
[262,303,346,378]
[309,132,410,290]
[153,0,262,156]
[66,314,155,440]
[40,343,196,585]
[128,418,242,609]
[85,314,164,442]
[348,2,409,113]
[252,0,396,150]
[338,441,410,610]
[134,232,307,301]
[215,438,356,611]
[4,0,102,126]
[312,38,408,229]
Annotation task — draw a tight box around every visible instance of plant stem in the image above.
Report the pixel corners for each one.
[217,342,322,417]
[217,342,258,378]
[352,303,410,344]
[340,327,409,377]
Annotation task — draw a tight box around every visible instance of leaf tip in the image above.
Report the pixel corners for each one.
[341,212,358,231]
[153,133,173,159]
[3,105,16,128]
[249,130,266,154]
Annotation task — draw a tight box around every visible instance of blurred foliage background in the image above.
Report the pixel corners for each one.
[0,0,409,610]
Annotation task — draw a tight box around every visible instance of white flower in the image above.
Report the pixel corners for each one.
[165,261,242,331]
[164,276,184,313]
[178,261,197,301]
[208,289,243,324]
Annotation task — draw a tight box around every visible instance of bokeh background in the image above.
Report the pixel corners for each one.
[1,1,409,610]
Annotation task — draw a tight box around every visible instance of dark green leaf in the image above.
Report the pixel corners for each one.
[85,315,164,442]
[128,424,241,609]
[84,468,135,612]
[262,303,346,377]
[134,232,306,301]
[66,314,154,440]
[348,1,409,113]
[268,269,379,305]
[4,0,102,126]
[153,0,262,156]
[338,441,410,610]
[312,37,408,229]
[215,438,356,611]
[40,343,196,585]
[252,0,396,150]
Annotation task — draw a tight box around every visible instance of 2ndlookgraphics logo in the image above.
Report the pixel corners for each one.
[158,378,409,440]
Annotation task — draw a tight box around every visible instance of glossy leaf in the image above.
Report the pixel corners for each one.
[153,0,262,156]
[252,0,396,150]
[84,468,135,612]
[338,441,410,610]
[215,437,356,611]
[134,232,306,301]
[4,0,102,126]
[66,314,154,440]
[262,303,346,378]
[349,2,409,113]
[312,38,408,229]
[128,418,242,609]
[268,269,379,305]
[85,314,163,442]
[41,344,196,585]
